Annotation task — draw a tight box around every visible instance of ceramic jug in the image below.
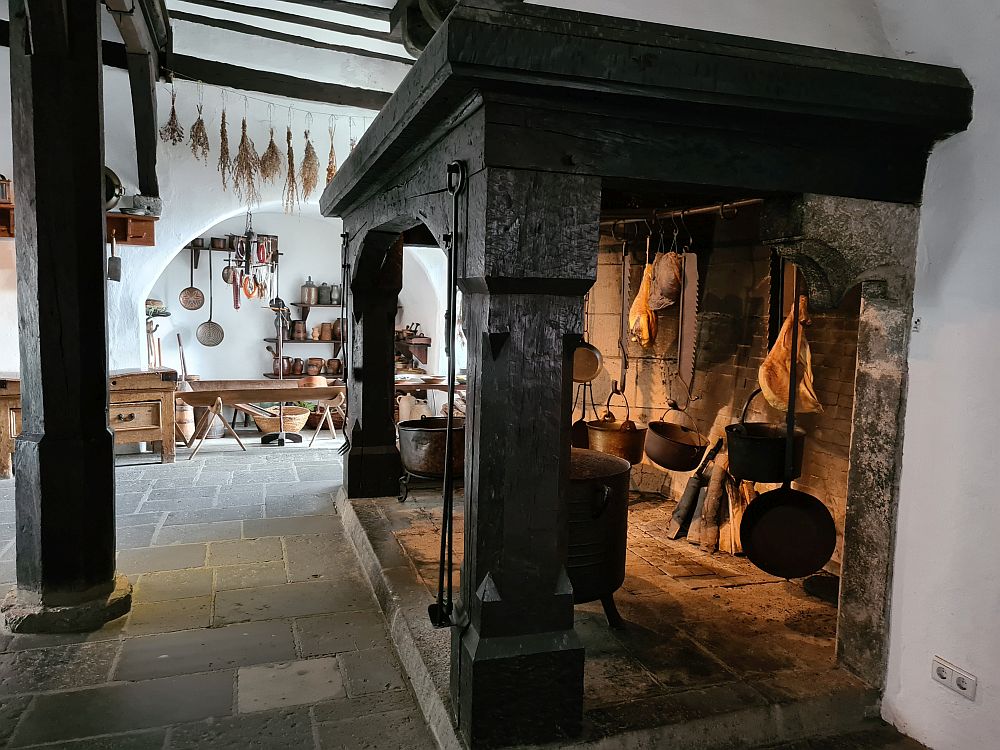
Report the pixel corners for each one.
[397,393,418,422]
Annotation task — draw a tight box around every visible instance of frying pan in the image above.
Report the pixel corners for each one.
[179,247,205,310]
[740,283,835,579]
[196,249,225,347]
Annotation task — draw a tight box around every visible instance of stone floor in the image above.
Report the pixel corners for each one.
[343,488,921,750]
[0,436,437,749]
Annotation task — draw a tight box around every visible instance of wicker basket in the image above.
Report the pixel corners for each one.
[252,405,311,434]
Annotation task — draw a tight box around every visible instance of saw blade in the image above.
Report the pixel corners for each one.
[677,253,699,391]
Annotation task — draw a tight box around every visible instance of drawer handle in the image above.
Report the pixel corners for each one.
[116,413,136,422]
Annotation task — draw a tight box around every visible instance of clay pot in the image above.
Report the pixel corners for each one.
[291,358,304,375]
[291,320,307,341]
[326,358,341,376]
[320,322,333,341]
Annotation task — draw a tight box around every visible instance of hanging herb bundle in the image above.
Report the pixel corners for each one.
[301,126,320,200]
[282,125,300,213]
[218,107,232,191]
[159,85,184,145]
[233,114,261,205]
[326,123,338,183]
[189,104,210,163]
[260,128,282,184]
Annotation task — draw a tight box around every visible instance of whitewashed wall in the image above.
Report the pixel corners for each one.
[872,3,999,749]
[0,4,408,373]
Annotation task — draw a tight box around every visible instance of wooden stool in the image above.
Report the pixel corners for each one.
[309,393,346,447]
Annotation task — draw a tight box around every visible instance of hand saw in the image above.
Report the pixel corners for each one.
[677,253,699,393]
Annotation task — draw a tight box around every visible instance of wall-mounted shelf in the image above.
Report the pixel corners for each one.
[263,338,342,345]
[107,213,158,246]
[291,303,343,322]
[0,205,13,238]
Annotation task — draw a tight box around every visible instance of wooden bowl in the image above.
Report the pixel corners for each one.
[297,376,327,388]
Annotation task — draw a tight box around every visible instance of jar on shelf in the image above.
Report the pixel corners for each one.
[317,282,332,305]
[300,276,319,305]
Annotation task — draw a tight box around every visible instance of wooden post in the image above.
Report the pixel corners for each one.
[451,168,600,746]
[344,231,404,498]
[2,0,131,632]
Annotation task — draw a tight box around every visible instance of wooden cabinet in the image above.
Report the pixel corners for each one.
[0,205,13,238]
[0,369,178,478]
[106,213,157,246]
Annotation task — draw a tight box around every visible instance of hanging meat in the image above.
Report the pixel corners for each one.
[648,251,683,310]
[758,294,823,413]
[628,262,658,347]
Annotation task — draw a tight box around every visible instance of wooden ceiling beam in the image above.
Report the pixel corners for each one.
[279,1,391,23]
[179,0,393,41]
[171,11,412,65]
[106,0,167,197]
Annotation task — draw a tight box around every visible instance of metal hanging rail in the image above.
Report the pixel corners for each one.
[600,198,764,226]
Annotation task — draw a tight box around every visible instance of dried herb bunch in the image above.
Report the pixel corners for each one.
[218,108,232,191]
[301,129,320,200]
[159,87,184,145]
[282,126,299,213]
[233,116,261,204]
[326,125,338,183]
[189,104,210,163]
[260,128,283,184]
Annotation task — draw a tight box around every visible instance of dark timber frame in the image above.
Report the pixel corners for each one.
[3,0,130,633]
[322,1,971,745]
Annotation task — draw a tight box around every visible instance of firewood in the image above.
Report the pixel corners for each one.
[700,455,729,551]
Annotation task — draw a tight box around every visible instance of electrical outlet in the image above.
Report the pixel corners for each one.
[912,317,922,332]
[932,656,977,701]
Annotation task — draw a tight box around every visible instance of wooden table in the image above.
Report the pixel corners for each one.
[177,380,347,459]
[0,368,178,478]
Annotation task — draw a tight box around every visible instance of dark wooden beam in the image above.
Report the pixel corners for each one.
[126,52,160,197]
[181,0,393,41]
[281,0,391,22]
[0,21,390,111]
[171,11,413,65]
[4,0,130,631]
[106,0,162,197]
[168,54,392,110]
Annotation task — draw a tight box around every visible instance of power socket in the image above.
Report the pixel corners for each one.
[932,656,977,701]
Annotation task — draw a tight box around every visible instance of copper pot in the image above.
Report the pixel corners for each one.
[587,393,647,465]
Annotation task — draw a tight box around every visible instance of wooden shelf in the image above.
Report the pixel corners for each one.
[263,338,342,345]
[291,303,341,308]
[107,212,158,246]
[291,303,343,322]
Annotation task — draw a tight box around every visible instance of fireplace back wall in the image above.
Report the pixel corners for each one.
[586,210,860,570]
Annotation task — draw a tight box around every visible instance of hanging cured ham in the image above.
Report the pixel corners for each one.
[648,251,683,310]
[758,294,823,413]
[628,262,658,347]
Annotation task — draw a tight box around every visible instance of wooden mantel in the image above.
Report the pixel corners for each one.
[323,0,971,218]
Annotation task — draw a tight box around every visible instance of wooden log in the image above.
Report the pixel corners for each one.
[700,455,730,551]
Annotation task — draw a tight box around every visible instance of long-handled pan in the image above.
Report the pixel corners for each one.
[740,279,835,579]
[179,247,205,310]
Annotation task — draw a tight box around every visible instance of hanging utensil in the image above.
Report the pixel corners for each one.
[615,232,630,394]
[571,380,599,449]
[573,293,603,383]
[740,279,835,579]
[107,230,122,282]
[429,160,466,629]
[232,270,241,311]
[196,249,225,346]
[176,333,188,381]
[677,243,699,394]
[179,246,205,310]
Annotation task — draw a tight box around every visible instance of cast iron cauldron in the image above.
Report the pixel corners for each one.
[644,406,707,472]
[726,389,805,483]
[568,448,632,628]
[398,417,465,478]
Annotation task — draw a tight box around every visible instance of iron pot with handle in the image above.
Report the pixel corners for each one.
[644,403,708,472]
[726,388,805,483]
[587,392,647,465]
